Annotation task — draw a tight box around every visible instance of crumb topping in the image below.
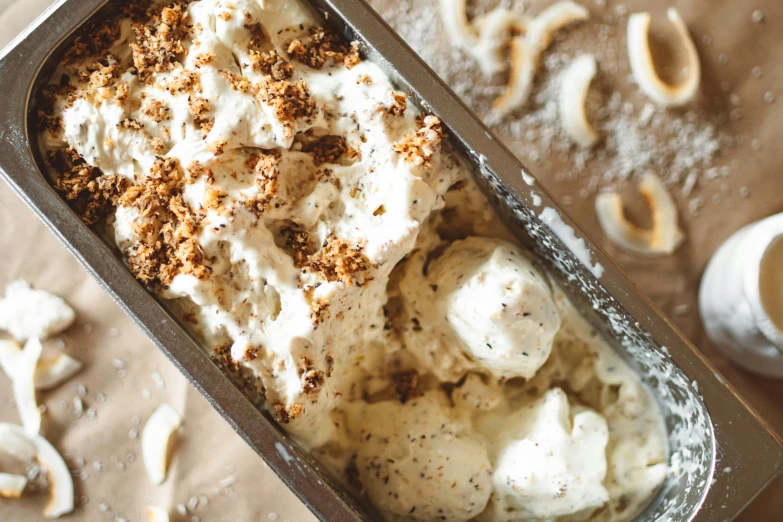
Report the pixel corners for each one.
[49,148,129,225]
[299,134,348,166]
[393,115,444,166]
[130,4,190,79]
[308,234,371,286]
[253,78,315,139]
[285,27,360,69]
[386,91,407,116]
[142,98,170,122]
[250,50,294,80]
[219,69,251,93]
[119,157,209,288]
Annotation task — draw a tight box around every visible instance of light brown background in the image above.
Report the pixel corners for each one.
[1,0,782,520]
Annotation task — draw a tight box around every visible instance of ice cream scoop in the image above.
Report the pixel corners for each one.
[351,392,493,521]
[486,388,609,521]
[424,236,561,379]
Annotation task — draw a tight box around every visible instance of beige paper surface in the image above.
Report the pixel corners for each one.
[1,0,781,520]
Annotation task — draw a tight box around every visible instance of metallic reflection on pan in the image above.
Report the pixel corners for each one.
[0,0,781,521]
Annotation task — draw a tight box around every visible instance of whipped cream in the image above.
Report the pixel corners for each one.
[41,1,668,520]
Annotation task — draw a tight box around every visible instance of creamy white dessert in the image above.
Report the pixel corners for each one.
[39,1,668,520]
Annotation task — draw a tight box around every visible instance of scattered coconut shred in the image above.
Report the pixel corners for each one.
[370,0,744,243]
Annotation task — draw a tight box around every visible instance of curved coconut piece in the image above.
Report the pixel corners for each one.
[142,404,183,485]
[493,1,589,116]
[0,423,73,518]
[559,54,599,148]
[595,173,683,255]
[627,8,700,106]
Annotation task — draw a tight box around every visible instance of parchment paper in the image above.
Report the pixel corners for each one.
[1,0,782,520]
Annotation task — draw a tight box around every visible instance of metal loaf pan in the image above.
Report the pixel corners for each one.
[0,0,781,521]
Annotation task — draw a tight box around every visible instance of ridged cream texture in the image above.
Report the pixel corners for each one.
[42,1,667,520]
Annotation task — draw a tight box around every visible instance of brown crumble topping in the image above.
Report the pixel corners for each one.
[393,115,444,166]
[62,21,120,66]
[36,83,76,132]
[204,186,228,210]
[130,4,189,79]
[282,226,312,267]
[245,346,259,361]
[207,139,227,156]
[166,70,202,95]
[188,95,213,136]
[273,401,303,424]
[299,356,325,396]
[119,157,209,288]
[117,118,143,130]
[184,160,211,185]
[253,78,315,140]
[142,98,170,122]
[193,52,215,68]
[113,82,130,106]
[299,134,348,166]
[394,370,421,404]
[249,50,293,80]
[285,27,360,69]
[386,91,407,116]
[308,234,371,286]
[309,297,330,325]
[242,149,280,213]
[213,342,239,371]
[49,148,129,225]
[218,11,232,21]
[182,312,199,325]
[356,74,372,85]
[149,137,165,153]
[219,69,251,93]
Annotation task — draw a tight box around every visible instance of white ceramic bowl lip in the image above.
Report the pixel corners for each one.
[743,215,783,350]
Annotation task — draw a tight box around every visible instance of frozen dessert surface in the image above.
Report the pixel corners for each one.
[400,236,561,380]
[39,1,668,520]
[350,392,493,522]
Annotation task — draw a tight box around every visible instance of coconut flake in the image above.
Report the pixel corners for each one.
[15,339,43,434]
[142,404,183,485]
[0,281,75,341]
[559,55,599,148]
[473,9,530,76]
[147,506,170,522]
[1,339,83,391]
[595,173,684,255]
[627,8,700,106]
[0,472,27,498]
[0,424,37,461]
[0,423,73,518]
[34,353,83,391]
[493,1,589,116]
[439,0,478,51]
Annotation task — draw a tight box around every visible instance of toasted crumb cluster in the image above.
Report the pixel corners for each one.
[282,226,313,267]
[308,235,371,286]
[141,98,170,122]
[219,69,251,93]
[386,91,407,116]
[131,4,190,79]
[253,78,315,140]
[393,115,444,166]
[61,21,120,66]
[299,357,325,396]
[273,401,303,424]
[48,148,129,225]
[36,83,76,133]
[286,27,360,69]
[250,49,294,80]
[165,69,201,94]
[119,157,209,288]
[247,149,281,212]
[300,134,348,166]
